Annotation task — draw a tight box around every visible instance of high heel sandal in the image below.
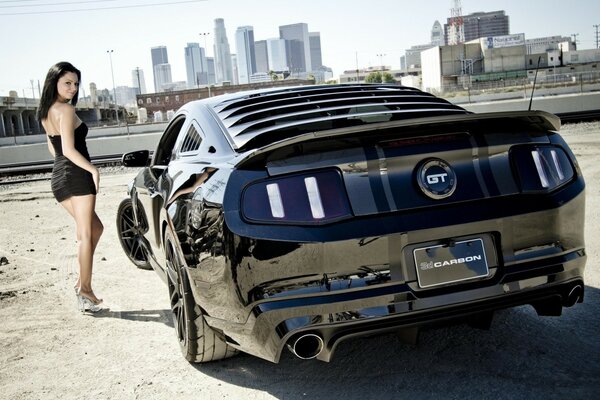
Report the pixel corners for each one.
[76,290,103,313]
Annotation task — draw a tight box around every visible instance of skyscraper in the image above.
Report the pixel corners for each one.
[279,23,311,73]
[151,46,169,92]
[267,38,288,72]
[254,40,269,73]
[154,63,172,93]
[131,68,147,95]
[235,26,256,84]
[214,18,234,84]
[444,10,509,44]
[431,21,444,46]
[185,43,205,89]
[309,32,323,70]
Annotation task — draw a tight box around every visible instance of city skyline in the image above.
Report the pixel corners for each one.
[0,0,599,96]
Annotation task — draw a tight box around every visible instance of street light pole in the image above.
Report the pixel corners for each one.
[106,50,119,126]
[200,32,211,97]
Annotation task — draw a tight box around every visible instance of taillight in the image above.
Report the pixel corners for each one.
[242,169,352,224]
[511,145,575,192]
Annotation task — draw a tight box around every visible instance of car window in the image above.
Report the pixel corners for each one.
[153,115,186,168]
[177,123,203,157]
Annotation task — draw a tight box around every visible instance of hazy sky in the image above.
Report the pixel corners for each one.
[1,0,599,96]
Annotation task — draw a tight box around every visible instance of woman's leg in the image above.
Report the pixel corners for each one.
[65,194,104,303]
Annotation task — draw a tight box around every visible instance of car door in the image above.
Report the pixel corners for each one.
[135,114,188,268]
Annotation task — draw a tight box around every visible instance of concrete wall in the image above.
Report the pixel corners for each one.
[0,131,162,165]
[461,91,600,115]
[483,45,526,73]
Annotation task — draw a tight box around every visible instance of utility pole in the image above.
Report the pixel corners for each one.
[200,32,211,97]
[594,25,600,49]
[135,67,142,95]
[30,80,35,99]
[106,50,119,126]
[571,33,579,48]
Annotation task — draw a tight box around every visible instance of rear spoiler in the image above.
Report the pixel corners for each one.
[236,110,561,168]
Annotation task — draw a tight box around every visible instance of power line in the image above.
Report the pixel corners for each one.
[0,0,206,15]
[0,0,117,9]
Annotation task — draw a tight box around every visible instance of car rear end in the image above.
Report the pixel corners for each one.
[188,86,586,363]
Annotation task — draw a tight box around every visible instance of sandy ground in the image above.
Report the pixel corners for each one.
[1,122,599,400]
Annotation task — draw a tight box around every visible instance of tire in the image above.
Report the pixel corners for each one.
[116,198,152,270]
[165,229,237,363]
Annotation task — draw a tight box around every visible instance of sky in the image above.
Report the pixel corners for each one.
[1,0,599,96]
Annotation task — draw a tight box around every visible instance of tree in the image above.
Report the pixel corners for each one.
[382,72,396,83]
[268,70,279,81]
[365,71,396,84]
[365,71,382,83]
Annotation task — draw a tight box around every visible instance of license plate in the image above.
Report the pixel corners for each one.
[413,238,489,288]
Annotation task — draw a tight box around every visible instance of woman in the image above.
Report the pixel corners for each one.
[38,62,104,313]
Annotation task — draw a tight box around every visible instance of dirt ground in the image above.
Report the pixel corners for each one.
[1,122,599,400]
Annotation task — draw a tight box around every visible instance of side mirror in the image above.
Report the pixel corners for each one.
[122,150,150,167]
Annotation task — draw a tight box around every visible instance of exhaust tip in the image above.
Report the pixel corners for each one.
[566,285,583,307]
[289,333,324,360]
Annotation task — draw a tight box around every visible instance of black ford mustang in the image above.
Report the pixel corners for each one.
[117,84,586,363]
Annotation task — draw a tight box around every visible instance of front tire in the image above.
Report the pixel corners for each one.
[165,229,237,363]
[116,198,151,270]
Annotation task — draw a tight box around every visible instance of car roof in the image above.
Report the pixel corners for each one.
[187,84,470,151]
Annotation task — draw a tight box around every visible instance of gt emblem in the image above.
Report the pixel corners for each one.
[426,173,448,184]
[417,159,457,199]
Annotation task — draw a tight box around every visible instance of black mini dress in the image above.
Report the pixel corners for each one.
[48,122,96,202]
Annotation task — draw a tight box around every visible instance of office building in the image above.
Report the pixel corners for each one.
[151,46,169,92]
[154,63,172,93]
[309,32,323,70]
[214,18,234,84]
[254,40,269,73]
[279,23,311,73]
[267,38,288,71]
[445,10,510,44]
[431,21,444,46]
[185,43,205,89]
[235,26,257,84]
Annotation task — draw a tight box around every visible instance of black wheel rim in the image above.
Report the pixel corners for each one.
[118,202,147,263]
[167,240,187,346]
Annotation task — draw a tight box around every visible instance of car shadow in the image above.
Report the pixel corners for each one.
[90,308,173,328]
[191,285,600,399]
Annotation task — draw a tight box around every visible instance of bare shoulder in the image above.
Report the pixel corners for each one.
[52,102,76,118]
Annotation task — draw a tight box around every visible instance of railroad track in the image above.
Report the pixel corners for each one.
[0,154,123,185]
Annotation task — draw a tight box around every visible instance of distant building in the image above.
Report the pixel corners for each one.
[445,10,509,45]
[115,86,137,106]
[214,18,234,84]
[525,36,574,54]
[431,21,444,46]
[403,44,436,69]
[207,57,216,85]
[309,32,323,70]
[279,23,311,73]
[267,38,288,72]
[231,54,239,85]
[151,46,170,92]
[235,26,257,84]
[184,43,204,89]
[154,63,173,93]
[254,40,269,73]
[131,68,147,95]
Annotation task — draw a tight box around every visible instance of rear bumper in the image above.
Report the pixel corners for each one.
[188,187,586,363]
[202,249,585,362]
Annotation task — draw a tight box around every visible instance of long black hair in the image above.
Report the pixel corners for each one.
[37,62,81,122]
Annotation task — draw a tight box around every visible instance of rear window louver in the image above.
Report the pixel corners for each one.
[211,84,468,151]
